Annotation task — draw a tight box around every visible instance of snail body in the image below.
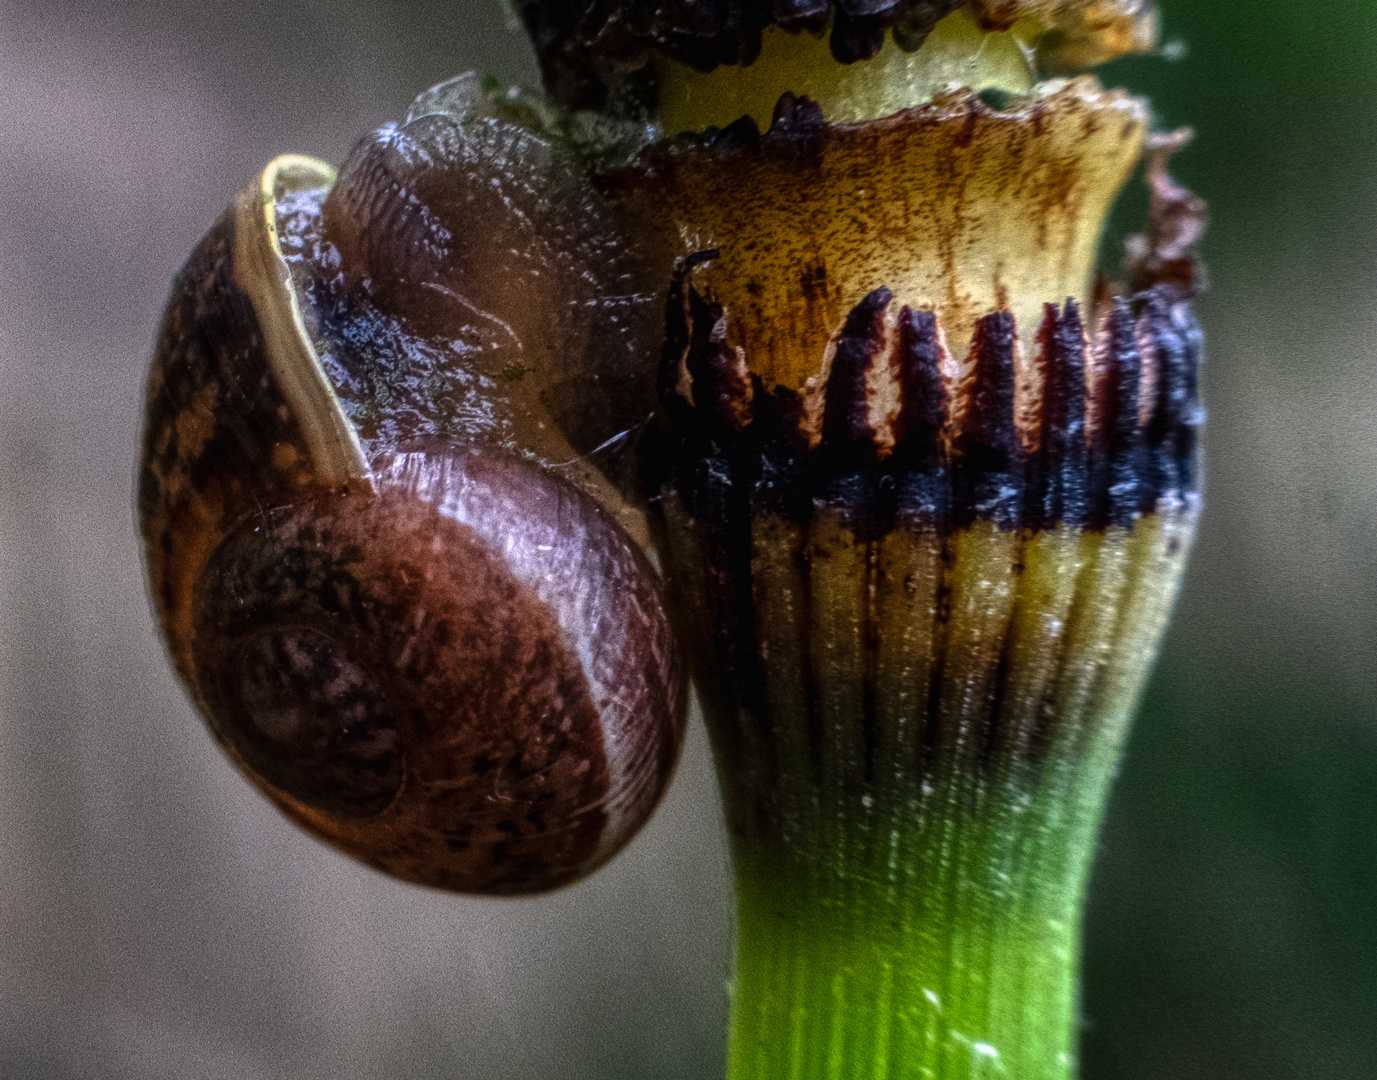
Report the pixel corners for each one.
[140,131,685,893]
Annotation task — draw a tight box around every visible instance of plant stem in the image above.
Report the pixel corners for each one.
[676,504,1195,1080]
[728,802,1084,1080]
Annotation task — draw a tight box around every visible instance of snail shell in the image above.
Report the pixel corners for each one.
[139,153,685,894]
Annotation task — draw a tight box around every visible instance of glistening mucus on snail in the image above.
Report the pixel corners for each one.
[139,140,687,896]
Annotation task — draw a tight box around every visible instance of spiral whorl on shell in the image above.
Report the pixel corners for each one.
[139,146,686,894]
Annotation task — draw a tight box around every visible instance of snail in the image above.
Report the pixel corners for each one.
[139,82,687,896]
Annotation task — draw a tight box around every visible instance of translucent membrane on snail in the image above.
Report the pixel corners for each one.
[310,73,665,511]
[139,137,687,894]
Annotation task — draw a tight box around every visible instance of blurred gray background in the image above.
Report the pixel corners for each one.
[1,2,1373,1077]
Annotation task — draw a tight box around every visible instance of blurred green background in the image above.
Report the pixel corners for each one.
[1086,4,1377,1077]
[0,1,1373,1077]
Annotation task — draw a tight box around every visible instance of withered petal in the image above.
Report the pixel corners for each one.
[598,80,1148,389]
[516,0,1158,113]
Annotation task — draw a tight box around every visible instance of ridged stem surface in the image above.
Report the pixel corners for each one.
[666,499,1194,1080]
[648,195,1202,1079]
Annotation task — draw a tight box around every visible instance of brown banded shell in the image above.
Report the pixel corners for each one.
[139,155,686,894]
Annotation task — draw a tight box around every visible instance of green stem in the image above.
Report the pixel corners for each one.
[671,505,1196,1080]
[725,773,1088,1080]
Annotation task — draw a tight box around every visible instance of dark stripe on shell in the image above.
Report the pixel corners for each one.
[139,212,323,688]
